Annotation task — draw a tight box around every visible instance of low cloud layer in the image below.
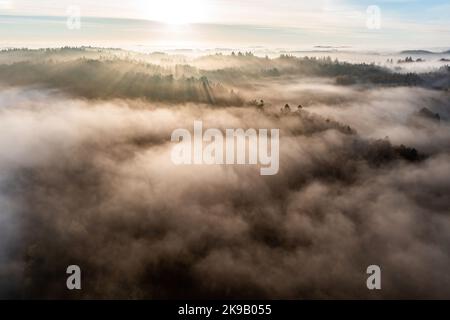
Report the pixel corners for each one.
[1,79,449,299]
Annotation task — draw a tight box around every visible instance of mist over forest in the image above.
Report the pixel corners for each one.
[0,47,449,299]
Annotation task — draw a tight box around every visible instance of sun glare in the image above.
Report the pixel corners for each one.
[142,0,206,25]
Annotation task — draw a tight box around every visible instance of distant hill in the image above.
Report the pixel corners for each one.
[400,50,435,55]
[400,49,450,55]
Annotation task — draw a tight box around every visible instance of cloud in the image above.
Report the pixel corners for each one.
[1,79,449,299]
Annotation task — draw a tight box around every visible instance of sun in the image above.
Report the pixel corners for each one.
[141,0,206,25]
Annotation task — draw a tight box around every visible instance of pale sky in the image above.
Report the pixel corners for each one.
[0,0,449,49]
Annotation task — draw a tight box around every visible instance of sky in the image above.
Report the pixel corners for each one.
[0,0,449,49]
